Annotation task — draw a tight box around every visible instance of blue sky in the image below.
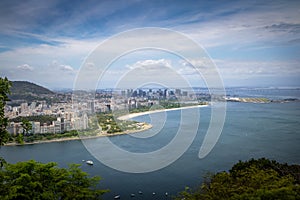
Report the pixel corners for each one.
[0,0,299,89]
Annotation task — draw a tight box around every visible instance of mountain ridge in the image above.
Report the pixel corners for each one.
[8,81,56,104]
[10,81,54,95]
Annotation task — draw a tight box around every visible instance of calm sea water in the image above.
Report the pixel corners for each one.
[1,89,300,200]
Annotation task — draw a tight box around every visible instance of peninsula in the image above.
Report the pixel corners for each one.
[6,104,207,146]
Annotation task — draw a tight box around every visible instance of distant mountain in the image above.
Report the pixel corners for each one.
[8,81,56,104]
[10,81,54,95]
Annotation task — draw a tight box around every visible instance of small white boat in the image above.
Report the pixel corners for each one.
[86,160,94,165]
[114,195,120,199]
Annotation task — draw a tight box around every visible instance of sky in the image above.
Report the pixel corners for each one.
[0,0,300,89]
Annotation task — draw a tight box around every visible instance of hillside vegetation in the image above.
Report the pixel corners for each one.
[175,158,300,200]
[10,81,54,95]
[8,81,56,104]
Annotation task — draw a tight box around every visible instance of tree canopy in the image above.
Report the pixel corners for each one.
[175,158,300,200]
[21,119,32,136]
[0,77,11,146]
[0,160,108,200]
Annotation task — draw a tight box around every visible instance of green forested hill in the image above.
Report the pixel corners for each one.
[8,81,55,104]
[10,81,54,95]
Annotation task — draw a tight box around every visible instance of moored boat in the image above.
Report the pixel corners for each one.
[86,160,93,165]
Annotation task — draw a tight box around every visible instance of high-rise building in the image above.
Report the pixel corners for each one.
[88,101,95,113]
[121,90,126,96]
[54,121,61,133]
[32,122,41,134]
[127,89,133,98]
[132,90,137,97]
[164,89,168,99]
[175,89,181,96]
[20,103,28,113]
[182,91,188,96]
[30,102,36,109]
[60,117,65,132]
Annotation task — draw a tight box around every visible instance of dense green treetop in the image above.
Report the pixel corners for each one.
[0,77,11,146]
[175,158,300,200]
[0,160,108,200]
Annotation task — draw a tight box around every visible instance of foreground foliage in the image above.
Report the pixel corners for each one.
[0,77,11,145]
[0,160,108,200]
[175,158,300,200]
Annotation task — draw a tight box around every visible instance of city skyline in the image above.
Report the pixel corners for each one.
[1,0,300,89]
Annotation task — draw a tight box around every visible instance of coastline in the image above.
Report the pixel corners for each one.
[118,104,208,120]
[5,104,207,146]
[5,123,153,146]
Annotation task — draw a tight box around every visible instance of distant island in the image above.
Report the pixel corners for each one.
[225,97,270,103]
[225,96,299,103]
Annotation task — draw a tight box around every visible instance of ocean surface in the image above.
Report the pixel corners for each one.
[1,88,300,200]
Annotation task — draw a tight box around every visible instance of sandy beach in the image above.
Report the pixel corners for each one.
[6,104,207,146]
[118,104,208,120]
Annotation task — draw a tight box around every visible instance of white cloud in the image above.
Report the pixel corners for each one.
[179,58,213,68]
[176,57,300,79]
[0,38,101,88]
[0,42,94,76]
[126,59,172,70]
[215,59,300,78]
[84,62,96,70]
[17,64,34,71]
[177,58,222,78]
[59,64,74,72]
[177,66,198,76]
[0,1,299,88]
[174,1,300,48]
[174,58,300,87]
[91,58,196,89]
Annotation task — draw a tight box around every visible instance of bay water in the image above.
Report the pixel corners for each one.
[1,89,300,199]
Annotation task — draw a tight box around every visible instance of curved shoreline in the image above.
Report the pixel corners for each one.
[117,104,208,120]
[5,104,207,146]
[5,123,153,146]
